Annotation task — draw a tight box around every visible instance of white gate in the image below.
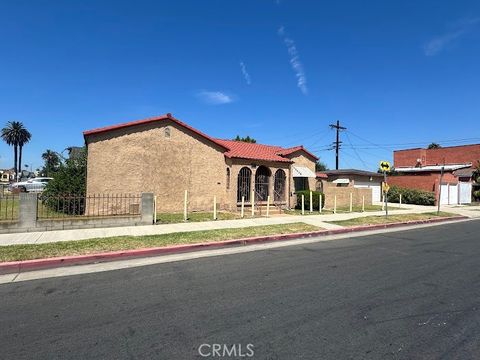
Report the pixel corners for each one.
[440,183,460,205]
[459,182,472,204]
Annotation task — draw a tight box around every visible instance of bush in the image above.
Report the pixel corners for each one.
[473,190,480,201]
[387,185,435,206]
[295,190,325,210]
[41,147,87,214]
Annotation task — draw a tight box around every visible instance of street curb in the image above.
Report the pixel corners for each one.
[0,215,469,275]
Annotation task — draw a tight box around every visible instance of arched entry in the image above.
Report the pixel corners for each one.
[255,166,271,201]
[237,167,252,202]
[274,169,286,202]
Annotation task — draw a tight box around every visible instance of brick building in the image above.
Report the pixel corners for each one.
[83,114,318,212]
[390,144,480,204]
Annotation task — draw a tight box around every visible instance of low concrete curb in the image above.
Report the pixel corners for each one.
[0,215,469,275]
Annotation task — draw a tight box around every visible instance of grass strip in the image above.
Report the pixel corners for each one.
[0,223,320,262]
[284,205,404,216]
[328,212,456,227]
[156,211,239,224]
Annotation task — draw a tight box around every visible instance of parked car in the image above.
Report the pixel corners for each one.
[8,177,53,193]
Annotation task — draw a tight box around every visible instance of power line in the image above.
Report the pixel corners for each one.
[345,132,369,169]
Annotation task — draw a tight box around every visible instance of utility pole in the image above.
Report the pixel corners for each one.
[329,120,346,170]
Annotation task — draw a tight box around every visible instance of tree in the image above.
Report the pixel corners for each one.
[428,143,441,149]
[315,161,328,172]
[474,161,480,183]
[1,121,31,181]
[41,149,61,176]
[17,126,32,179]
[233,135,257,143]
[43,147,87,196]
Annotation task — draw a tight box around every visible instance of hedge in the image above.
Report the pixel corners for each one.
[474,190,480,201]
[387,185,435,206]
[295,190,325,210]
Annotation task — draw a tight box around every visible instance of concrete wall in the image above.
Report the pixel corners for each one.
[322,183,373,208]
[86,120,228,213]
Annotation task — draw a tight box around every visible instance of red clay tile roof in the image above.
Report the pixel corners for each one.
[316,172,328,179]
[215,139,292,163]
[83,114,319,163]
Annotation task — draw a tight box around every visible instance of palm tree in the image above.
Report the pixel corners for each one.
[41,149,61,176]
[1,121,20,180]
[1,121,32,180]
[17,126,32,179]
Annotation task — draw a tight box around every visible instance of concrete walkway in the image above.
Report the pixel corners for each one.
[0,204,477,246]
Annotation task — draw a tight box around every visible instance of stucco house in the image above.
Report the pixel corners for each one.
[317,169,383,203]
[83,114,318,213]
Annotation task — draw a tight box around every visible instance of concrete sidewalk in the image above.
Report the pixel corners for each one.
[0,204,477,246]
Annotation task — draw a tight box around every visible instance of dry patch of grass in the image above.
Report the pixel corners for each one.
[328,212,456,227]
[0,223,321,262]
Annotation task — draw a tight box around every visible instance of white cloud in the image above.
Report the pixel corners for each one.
[196,91,235,105]
[424,18,480,56]
[278,26,308,95]
[239,61,251,85]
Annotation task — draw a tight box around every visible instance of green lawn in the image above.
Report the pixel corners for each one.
[0,223,321,262]
[327,212,456,227]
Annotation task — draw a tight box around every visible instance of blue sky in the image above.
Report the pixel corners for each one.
[1,0,480,172]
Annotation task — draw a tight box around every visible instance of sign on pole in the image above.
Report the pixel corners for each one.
[379,161,391,217]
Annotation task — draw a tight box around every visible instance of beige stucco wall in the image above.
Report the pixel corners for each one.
[285,151,317,207]
[86,120,228,213]
[322,183,373,208]
[86,124,319,213]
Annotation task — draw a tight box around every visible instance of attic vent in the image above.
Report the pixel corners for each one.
[164,127,171,138]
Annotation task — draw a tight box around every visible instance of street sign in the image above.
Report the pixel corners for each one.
[382,182,390,193]
[379,161,391,172]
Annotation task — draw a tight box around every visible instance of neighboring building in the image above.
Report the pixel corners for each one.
[316,169,383,207]
[66,146,84,160]
[317,169,383,202]
[391,144,480,204]
[83,114,318,212]
[0,169,15,183]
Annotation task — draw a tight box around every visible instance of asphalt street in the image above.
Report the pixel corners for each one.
[1,220,480,359]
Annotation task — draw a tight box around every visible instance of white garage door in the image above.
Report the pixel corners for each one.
[354,182,382,202]
[459,182,472,204]
[440,184,459,205]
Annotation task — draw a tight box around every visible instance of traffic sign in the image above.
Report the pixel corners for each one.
[382,182,390,193]
[379,161,391,172]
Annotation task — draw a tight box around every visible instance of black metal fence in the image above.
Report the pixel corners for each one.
[37,194,142,219]
[0,194,19,221]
